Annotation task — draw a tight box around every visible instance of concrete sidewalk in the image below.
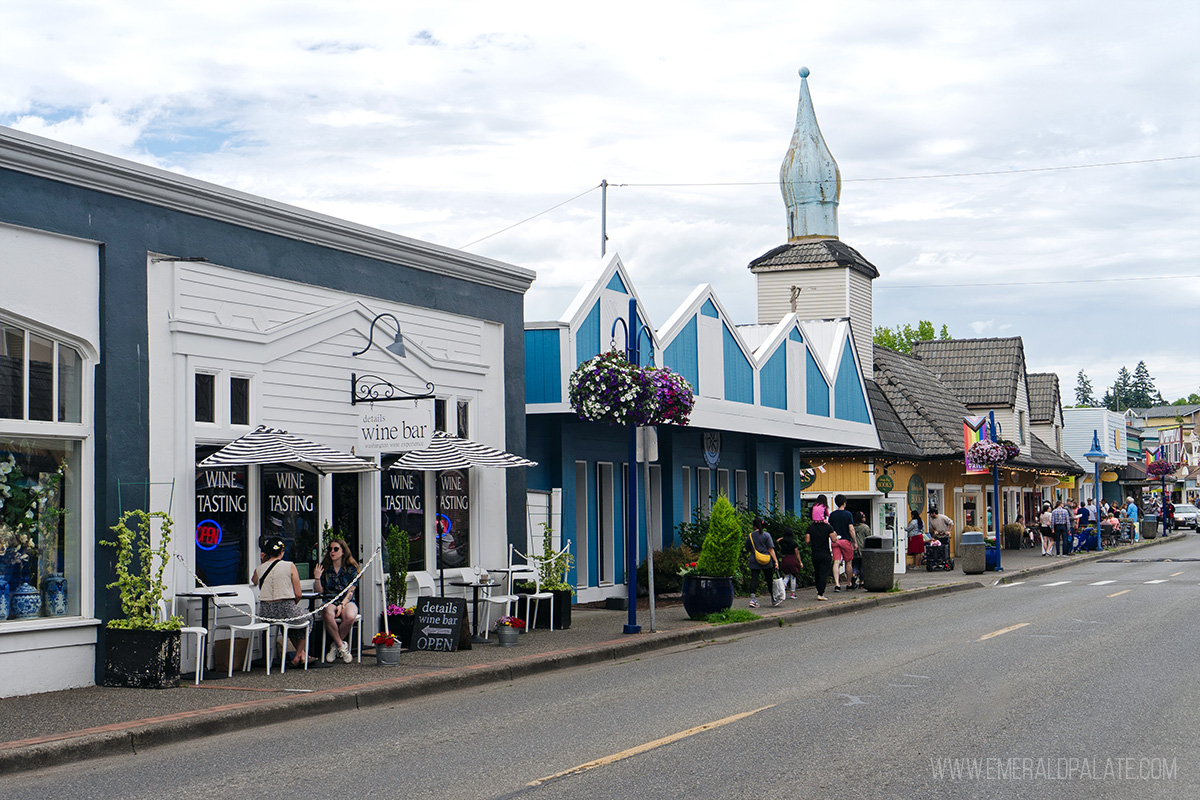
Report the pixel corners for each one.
[0,535,1178,774]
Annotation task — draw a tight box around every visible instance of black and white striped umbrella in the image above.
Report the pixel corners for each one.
[197,425,378,474]
[389,431,536,471]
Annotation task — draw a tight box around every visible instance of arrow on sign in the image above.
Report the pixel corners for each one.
[422,626,452,636]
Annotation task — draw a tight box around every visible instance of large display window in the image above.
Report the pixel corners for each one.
[195,445,248,586]
[437,468,470,569]
[261,464,319,579]
[382,467,426,573]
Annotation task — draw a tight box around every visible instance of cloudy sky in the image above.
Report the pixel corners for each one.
[3,1,1198,402]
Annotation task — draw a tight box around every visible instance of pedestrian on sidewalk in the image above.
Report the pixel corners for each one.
[853,512,870,588]
[812,494,829,524]
[1039,502,1053,556]
[806,518,836,601]
[1051,500,1070,556]
[745,517,780,608]
[829,495,856,591]
[251,536,310,668]
[315,538,360,663]
[776,529,803,600]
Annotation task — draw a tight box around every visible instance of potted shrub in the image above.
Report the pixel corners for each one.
[1002,522,1024,551]
[681,495,742,620]
[516,523,575,630]
[379,524,416,646]
[100,510,182,689]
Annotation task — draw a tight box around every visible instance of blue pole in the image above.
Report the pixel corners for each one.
[624,297,641,634]
[990,411,1002,572]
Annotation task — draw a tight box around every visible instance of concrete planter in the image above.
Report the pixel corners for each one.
[103,628,182,689]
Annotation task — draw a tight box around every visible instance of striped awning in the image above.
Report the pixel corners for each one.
[389,431,536,471]
[197,425,378,474]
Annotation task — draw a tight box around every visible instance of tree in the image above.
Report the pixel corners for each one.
[1129,361,1159,409]
[1103,366,1133,411]
[872,321,951,354]
[1171,393,1200,406]
[1074,370,1096,407]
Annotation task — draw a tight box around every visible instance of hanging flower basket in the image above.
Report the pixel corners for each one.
[1146,460,1176,479]
[568,349,694,427]
[967,440,1010,470]
[997,439,1022,461]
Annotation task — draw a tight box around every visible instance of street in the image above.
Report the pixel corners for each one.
[9,536,1200,799]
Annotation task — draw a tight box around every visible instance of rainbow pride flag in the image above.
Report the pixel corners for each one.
[964,416,989,474]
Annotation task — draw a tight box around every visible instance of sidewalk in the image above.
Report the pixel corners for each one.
[0,535,1179,774]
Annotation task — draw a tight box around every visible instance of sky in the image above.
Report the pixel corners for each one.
[3,1,1198,404]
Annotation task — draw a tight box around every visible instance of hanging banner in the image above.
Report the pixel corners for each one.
[355,400,434,453]
[963,416,989,474]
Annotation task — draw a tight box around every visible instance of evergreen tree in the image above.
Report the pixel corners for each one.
[1104,366,1133,411]
[1074,370,1096,407]
[1129,361,1159,409]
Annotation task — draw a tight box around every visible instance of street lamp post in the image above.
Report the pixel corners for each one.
[1084,430,1107,551]
[611,297,654,635]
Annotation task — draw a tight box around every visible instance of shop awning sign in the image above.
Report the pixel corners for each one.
[355,401,435,453]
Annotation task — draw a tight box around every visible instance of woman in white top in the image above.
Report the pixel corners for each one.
[251,536,309,668]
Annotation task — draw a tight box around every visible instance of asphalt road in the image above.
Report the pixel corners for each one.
[10,536,1200,799]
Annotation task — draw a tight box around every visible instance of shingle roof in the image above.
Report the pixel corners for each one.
[1026,372,1061,424]
[746,239,880,280]
[1131,404,1200,417]
[872,345,971,457]
[911,337,1026,407]
[865,379,923,458]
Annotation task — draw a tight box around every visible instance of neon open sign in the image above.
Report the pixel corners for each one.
[196,519,223,550]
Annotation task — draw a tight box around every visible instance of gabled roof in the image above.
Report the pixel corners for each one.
[865,379,922,458]
[1130,404,1200,418]
[746,239,880,280]
[911,337,1026,408]
[1027,372,1061,424]
[872,345,971,457]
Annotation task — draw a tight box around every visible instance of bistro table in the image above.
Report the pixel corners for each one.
[299,590,326,664]
[176,588,237,672]
[449,580,499,644]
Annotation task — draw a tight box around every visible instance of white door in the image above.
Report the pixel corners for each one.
[876,499,902,574]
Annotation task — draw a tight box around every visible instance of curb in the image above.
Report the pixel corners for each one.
[991,535,1178,585]
[0,579,975,776]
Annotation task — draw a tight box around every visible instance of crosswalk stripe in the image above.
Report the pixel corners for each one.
[1089,580,1116,586]
[1000,582,1025,587]
[1043,581,1071,586]
[1144,579,1168,584]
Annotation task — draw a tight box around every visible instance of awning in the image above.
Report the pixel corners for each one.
[389,431,536,471]
[197,425,378,474]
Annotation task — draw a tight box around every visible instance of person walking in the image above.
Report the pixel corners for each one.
[1039,502,1054,556]
[745,517,780,608]
[812,494,829,524]
[776,529,803,600]
[852,511,870,588]
[1051,500,1071,556]
[829,495,856,591]
[1124,497,1140,541]
[805,517,836,601]
[1164,498,1175,534]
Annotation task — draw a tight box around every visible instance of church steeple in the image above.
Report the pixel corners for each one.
[780,67,840,240]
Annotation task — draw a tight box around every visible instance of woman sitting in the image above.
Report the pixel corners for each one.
[251,536,310,668]
[314,538,360,664]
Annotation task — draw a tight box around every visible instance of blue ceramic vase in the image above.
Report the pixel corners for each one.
[11,580,41,619]
[43,573,68,616]
[0,574,9,620]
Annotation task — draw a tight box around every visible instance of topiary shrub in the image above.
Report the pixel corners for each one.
[695,496,744,578]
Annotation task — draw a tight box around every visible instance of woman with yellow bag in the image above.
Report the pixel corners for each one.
[745,517,780,608]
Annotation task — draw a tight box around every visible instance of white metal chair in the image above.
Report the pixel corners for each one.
[517,543,571,631]
[319,602,362,663]
[274,606,312,673]
[160,599,209,685]
[481,544,527,638]
[218,586,273,676]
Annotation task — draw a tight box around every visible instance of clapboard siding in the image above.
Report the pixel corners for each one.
[722,323,754,404]
[524,328,562,404]
[849,271,872,374]
[755,268,848,325]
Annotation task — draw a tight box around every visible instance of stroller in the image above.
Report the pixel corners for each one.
[923,535,954,571]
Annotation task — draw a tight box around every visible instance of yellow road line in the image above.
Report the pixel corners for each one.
[978,622,1029,641]
[1170,571,1184,577]
[1107,589,1131,598]
[527,705,775,787]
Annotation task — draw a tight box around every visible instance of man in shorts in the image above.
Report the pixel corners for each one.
[828,495,856,591]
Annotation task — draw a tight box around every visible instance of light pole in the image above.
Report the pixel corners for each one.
[611,297,654,634]
[1084,430,1107,550]
[989,411,1002,572]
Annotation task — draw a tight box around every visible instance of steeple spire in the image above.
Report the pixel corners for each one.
[780,67,840,240]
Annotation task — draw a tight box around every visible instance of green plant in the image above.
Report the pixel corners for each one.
[100,510,180,631]
[705,608,760,624]
[674,506,709,552]
[637,544,697,595]
[535,522,574,594]
[695,496,743,578]
[384,523,409,607]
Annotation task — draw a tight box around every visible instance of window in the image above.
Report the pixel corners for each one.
[735,470,748,509]
[456,400,469,439]
[230,377,250,426]
[0,324,84,423]
[681,466,692,523]
[195,446,249,585]
[382,468,426,573]
[195,373,215,424]
[434,399,447,433]
[698,468,712,515]
[436,468,470,569]
[261,464,319,580]
[773,472,786,512]
[1019,410,1027,445]
[597,463,614,584]
[717,469,730,500]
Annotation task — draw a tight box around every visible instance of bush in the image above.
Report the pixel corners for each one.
[637,545,697,595]
[674,507,708,552]
[696,496,744,578]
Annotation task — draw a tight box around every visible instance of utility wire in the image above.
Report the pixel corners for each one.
[880,274,1200,290]
[459,184,601,249]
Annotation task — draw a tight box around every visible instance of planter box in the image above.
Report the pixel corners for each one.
[515,589,573,630]
[380,613,416,648]
[103,628,182,689]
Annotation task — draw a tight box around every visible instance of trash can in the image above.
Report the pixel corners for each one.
[1140,519,1159,540]
[861,535,894,592]
[960,531,986,574]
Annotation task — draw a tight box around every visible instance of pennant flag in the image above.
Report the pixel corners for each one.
[963,416,989,474]
[1146,446,1162,468]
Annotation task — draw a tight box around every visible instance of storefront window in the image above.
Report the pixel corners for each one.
[1,438,82,619]
[261,464,319,579]
[230,377,250,426]
[195,373,215,424]
[331,472,360,562]
[436,468,470,569]
[28,334,54,422]
[0,325,23,419]
[58,345,82,423]
[382,468,426,572]
[195,446,248,586]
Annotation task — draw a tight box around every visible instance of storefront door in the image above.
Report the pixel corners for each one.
[876,499,902,574]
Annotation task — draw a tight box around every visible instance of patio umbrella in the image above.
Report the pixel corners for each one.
[197,425,378,474]
[389,431,536,594]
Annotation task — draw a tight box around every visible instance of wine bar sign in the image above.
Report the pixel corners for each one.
[355,400,435,453]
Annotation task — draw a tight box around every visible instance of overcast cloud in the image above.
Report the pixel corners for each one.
[2,1,1197,401]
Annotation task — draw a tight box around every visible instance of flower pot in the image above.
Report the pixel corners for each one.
[680,575,734,620]
[103,628,182,689]
[375,643,402,666]
[496,625,520,646]
[985,546,998,572]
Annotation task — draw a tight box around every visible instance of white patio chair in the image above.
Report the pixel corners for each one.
[516,543,571,631]
[319,600,363,664]
[274,607,312,673]
[218,585,273,677]
[159,599,209,685]
[481,544,528,638]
